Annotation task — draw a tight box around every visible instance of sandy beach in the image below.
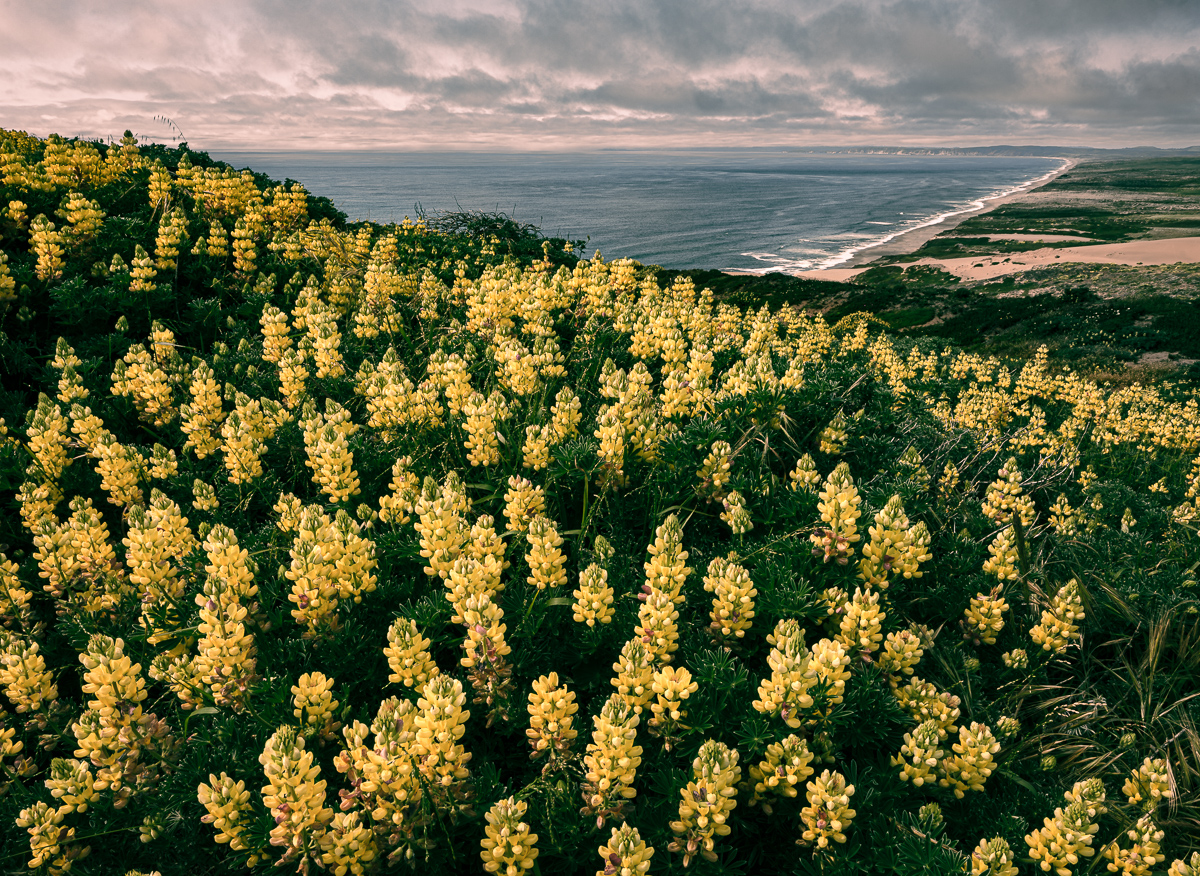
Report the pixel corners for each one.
[797,236,1200,282]
[788,157,1200,283]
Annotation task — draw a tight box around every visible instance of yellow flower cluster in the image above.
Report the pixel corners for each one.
[811,462,861,564]
[197,772,262,865]
[964,589,1009,646]
[180,361,225,458]
[643,514,692,604]
[878,629,924,679]
[582,693,643,826]
[746,734,814,813]
[789,453,821,492]
[415,476,470,579]
[819,411,848,454]
[574,562,615,627]
[384,618,439,690]
[983,527,1020,582]
[837,587,885,655]
[668,739,741,866]
[720,490,753,534]
[969,837,1018,876]
[259,725,333,869]
[179,531,259,710]
[703,556,756,640]
[502,475,545,536]
[940,722,1001,798]
[982,457,1036,527]
[892,719,944,787]
[753,619,816,728]
[798,769,856,848]
[460,592,514,725]
[611,638,656,716]
[293,671,341,742]
[301,400,361,503]
[526,672,578,762]
[525,515,566,590]
[697,440,733,499]
[286,506,378,637]
[1102,814,1164,876]
[648,664,698,746]
[1030,580,1085,654]
[596,822,655,876]
[15,800,84,875]
[73,635,172,806]
[1123,756,1172,810]
[462,390,512,466]
[411,674,473,807]
[480,796,539,875]
[0,631,58,713]
[1026,779,1106,876]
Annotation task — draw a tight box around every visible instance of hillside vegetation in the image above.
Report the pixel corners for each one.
[0,129,1199,876]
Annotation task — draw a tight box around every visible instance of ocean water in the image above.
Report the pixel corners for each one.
[211,150,1065,273]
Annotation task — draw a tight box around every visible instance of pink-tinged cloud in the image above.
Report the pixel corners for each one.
[1,0,1198,149]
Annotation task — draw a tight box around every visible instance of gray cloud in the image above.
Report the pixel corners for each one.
[0,0,1196,148]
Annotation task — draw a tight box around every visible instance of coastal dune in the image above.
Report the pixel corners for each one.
[800,235,1200,283]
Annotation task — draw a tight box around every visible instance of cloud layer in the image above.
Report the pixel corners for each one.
[2,0,1197,148]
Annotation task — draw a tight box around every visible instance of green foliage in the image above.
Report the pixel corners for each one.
[0,129,1198,876]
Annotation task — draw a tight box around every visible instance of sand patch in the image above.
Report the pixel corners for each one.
[796,236,1200,283]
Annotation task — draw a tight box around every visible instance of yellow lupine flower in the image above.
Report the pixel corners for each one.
[45,758,98,814]
[969,837,1019,876]
[892,719,944,787]
[573,563,615,627]
[481,796,539,875]
[293,671,341,742]
[1123,757,1172,810]
[857,494,912,588]
[649,664,698,744]
[789,453,821,492]
[0,632,58,712]
[753,619,816,728]
[1101,814,1164,876]
[611,637,656,716]
[411,675,472,804]
[669,740,741,866]
[526,672,578,761]
[878,629,924,679]
[1030,580,1085,654]
[525,515,566,590]
[384,618,439,689]
[798,770,856,848]
[703,556,756,640]
[964,589,1009,645]
[319,811,377,876]
[582,693,643,826]
[259,725,333,867]
[747,734,814,813]
[811,462,862,564]
[503,475,546,536]
[643,513,692,604]
[939,722,1001,798]
[982,457,1035,527]
[596,822,654,876]
[837,587,885,654]
[1026,780,1106,876]
[982,527,1020,582]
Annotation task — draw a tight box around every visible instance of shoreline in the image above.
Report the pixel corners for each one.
[728,157,1077,277]
[828,156,1078,268]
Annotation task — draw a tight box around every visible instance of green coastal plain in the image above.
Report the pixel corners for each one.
[0,129,1199,876]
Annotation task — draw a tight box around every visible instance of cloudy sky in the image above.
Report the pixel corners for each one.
[2,0,1198,150]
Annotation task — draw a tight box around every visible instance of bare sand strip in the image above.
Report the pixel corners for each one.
[797,236,1200,283]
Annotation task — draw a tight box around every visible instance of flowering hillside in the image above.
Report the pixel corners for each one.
[0,129,1198,876]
